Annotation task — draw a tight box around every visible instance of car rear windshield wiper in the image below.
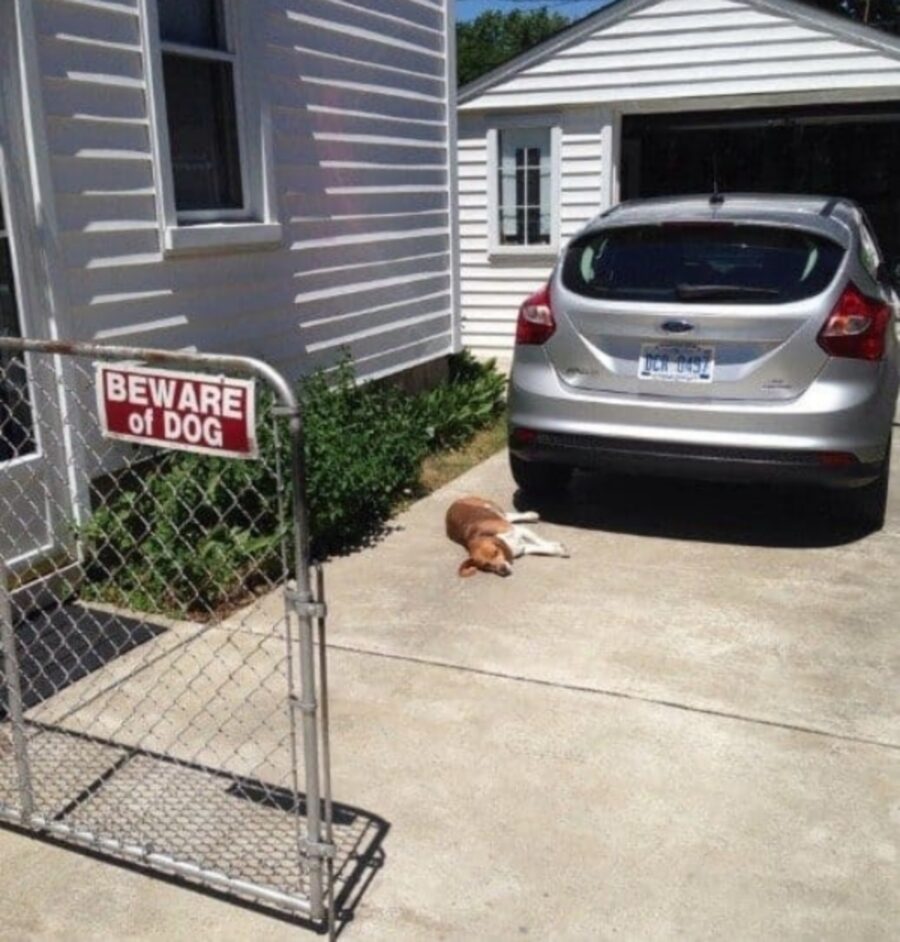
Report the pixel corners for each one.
[676,284,781,300]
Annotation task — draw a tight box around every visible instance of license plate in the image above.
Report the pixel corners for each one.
[639,344,715,383]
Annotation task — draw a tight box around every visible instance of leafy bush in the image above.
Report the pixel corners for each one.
[415,351,506,453]
[81,415,284,615]
[80,353,505,615]
[301,359,430,557]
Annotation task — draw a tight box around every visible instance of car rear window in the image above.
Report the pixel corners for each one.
[562,223,845,304]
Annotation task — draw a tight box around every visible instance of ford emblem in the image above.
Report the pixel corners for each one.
[661,320,695,334]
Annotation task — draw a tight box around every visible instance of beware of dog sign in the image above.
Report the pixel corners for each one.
[96,363,258,459]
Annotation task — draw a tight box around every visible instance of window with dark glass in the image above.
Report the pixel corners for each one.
[563,225,844,304]
[158,0,243,214]
[498,128,551,246]
[0,197,36,462]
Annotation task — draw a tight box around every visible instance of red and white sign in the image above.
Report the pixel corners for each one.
[96,364,258,459]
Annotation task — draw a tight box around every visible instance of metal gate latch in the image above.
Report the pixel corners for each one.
[303,839,337,860]
[285,588,327,620]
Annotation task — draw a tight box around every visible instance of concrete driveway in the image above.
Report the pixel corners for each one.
[2,443,898,940]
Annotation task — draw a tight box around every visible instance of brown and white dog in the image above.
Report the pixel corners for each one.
[446,496,568,577]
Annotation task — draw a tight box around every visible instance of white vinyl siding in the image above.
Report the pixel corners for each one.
[459,110,607,355]
[30,0,457,383]
[462,0,900,111]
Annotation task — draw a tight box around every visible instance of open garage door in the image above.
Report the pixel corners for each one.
[621,102,900,261]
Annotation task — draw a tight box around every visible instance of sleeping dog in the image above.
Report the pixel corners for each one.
[446,496,568,577]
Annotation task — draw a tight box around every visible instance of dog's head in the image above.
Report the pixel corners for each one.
[459,536,514,578]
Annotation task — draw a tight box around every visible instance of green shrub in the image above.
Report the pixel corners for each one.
[301,359,429,557]
[81,414,285,615]
[80,353,505,615]
[415,351,506,453]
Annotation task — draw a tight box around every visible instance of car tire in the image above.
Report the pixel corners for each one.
[845,439,891,531]
[510,454,573,498]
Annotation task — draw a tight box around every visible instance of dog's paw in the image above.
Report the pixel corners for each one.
[554,543,570,558]
[522,511,541,523]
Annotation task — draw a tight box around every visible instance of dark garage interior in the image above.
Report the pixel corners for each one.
[621,101,900,261]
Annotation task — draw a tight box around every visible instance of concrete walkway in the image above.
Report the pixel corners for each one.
[2,445,899,940]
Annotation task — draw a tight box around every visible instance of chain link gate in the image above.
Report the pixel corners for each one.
[0,337,342,933]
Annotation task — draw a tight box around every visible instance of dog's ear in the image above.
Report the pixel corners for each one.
[458,558,479,578]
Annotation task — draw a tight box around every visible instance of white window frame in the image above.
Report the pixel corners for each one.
[160,18,249,226]
[141,0,281,256]
[487,115,561,259]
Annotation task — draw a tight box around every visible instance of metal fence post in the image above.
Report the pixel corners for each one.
[284,403,331,922]
[0,560,34,823]
[316,562,336,939]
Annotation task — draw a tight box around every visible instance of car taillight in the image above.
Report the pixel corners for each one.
[817,451,858,468]
[515,283,556,346]
[817,283,892,361]
[510,426,537,445]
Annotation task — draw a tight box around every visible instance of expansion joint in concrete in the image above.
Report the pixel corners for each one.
[327,642,900,753]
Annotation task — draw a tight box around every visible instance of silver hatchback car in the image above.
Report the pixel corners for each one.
[508,194,899,528]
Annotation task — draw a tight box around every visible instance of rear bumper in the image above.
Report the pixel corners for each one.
[510,431,883,487]
[509,347,898,487]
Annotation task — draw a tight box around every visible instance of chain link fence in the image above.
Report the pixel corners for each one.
[0,337,367,933]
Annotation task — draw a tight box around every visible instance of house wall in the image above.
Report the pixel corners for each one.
[457,0,900,356]
[459,108,610,356]
[27,0,458,383]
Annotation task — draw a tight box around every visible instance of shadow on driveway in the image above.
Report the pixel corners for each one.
[0,604,166,719]
[518,471,875,549]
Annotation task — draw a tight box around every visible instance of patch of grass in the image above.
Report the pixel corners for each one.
[417,408,508,496]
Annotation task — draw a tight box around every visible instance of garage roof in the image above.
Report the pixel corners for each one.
[459,0,900,106]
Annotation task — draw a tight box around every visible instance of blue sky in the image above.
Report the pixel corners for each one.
[456,0,615,23]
